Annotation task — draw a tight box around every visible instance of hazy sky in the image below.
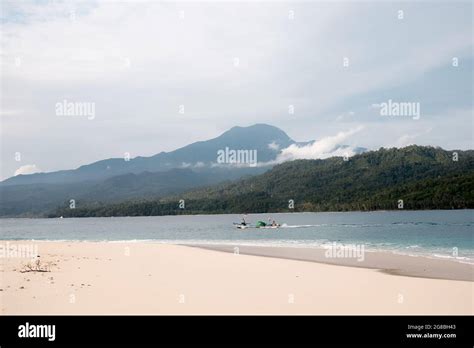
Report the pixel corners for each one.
[1,0,473,180]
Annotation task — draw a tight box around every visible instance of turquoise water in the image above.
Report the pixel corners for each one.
[1,210,473,263]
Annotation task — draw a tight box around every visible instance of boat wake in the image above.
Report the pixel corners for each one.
[279,223,318,228]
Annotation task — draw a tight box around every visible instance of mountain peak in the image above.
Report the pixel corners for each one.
[226,123,290,135]
[220,124,294,144]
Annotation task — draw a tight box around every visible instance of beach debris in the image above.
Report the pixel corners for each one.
[20,257,52,273]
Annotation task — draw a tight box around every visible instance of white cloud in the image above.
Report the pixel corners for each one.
[392,128,433,148]
[268,141,280,151]
[393,134,417,148]
[275,126,364,163]
[194,161,205,168]
[14,164,41,176]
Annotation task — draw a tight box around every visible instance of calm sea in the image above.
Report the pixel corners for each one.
[1,210,473,263]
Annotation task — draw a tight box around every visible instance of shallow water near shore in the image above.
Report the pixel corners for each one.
[1,210,473,263]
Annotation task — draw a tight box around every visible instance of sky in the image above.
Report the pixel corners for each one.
[1,0,473,180]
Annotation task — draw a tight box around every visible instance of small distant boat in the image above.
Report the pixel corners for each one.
[255,220,280,228]
[235,224,249,229]
[234,221,281,229]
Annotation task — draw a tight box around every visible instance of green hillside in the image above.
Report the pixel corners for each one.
[50,146,474,217]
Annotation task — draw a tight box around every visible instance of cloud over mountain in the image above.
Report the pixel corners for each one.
[14,164,41,176]
[272,127,364,163]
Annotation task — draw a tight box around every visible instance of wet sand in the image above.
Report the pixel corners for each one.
[189,244,474,281]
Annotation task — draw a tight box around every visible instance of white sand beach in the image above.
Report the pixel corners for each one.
[1,241,472,315]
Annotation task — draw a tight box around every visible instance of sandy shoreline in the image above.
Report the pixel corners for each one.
[1,241,472,315]
[188,244,474,282]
